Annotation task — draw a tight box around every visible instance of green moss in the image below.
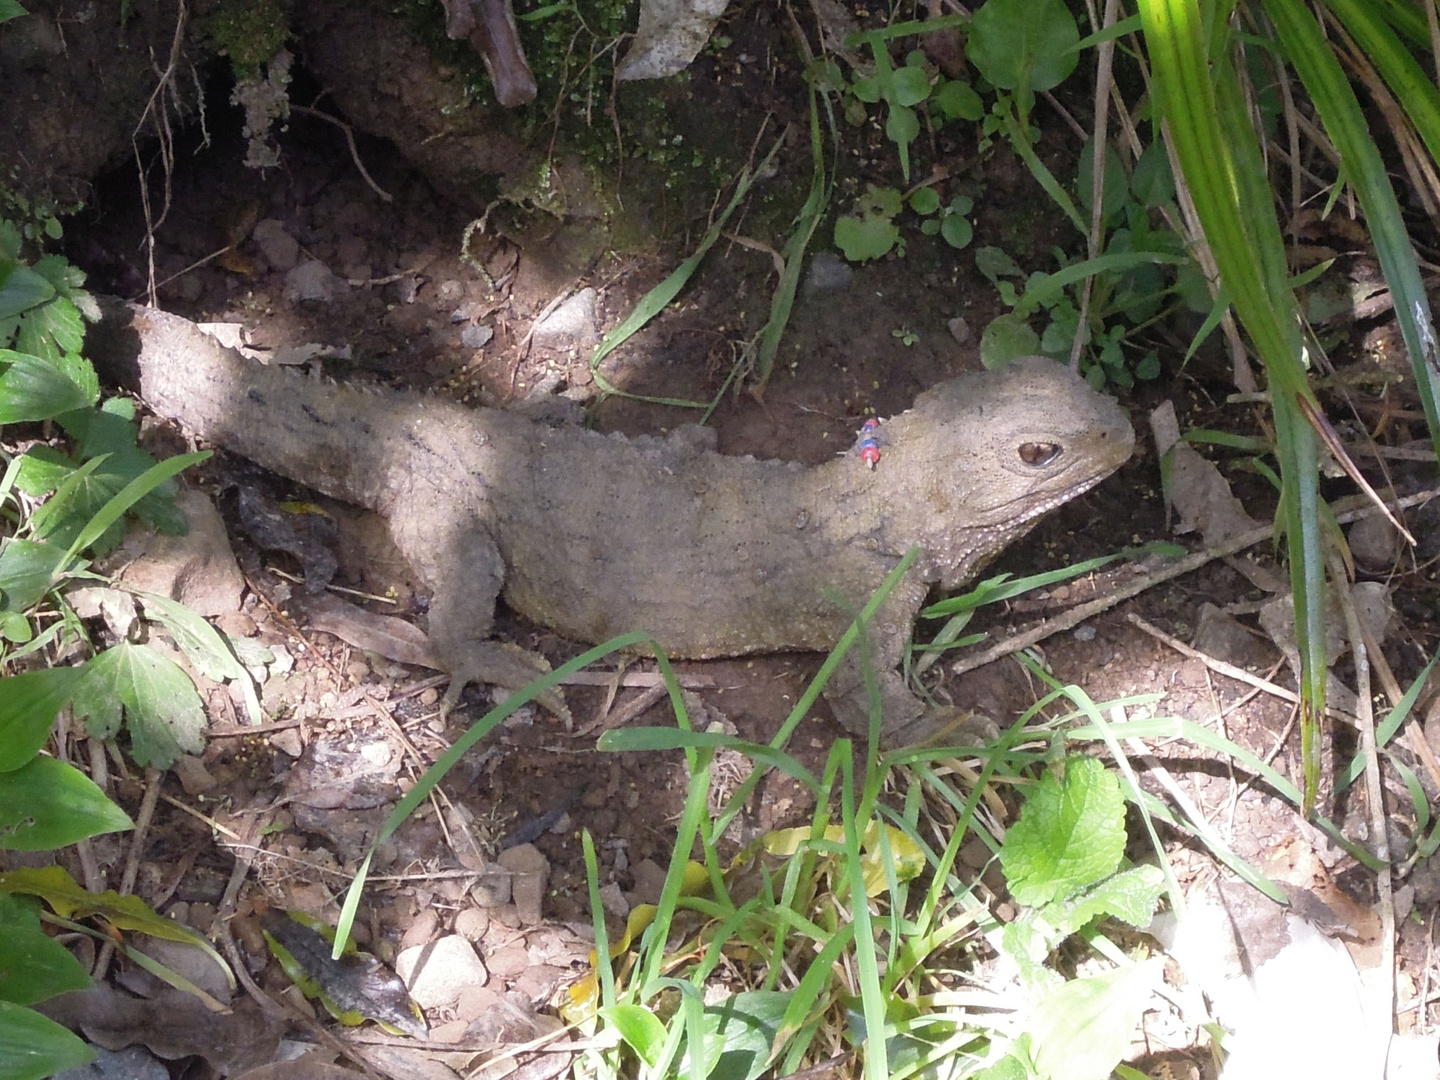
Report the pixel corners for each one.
[205,0,290,80]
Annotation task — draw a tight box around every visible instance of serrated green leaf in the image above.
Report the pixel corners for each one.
[0,893,93,1004]
[0,756,133,850]
[0,265,54,322]
[0,667,80,771]
[15,296,84,360]
[0,351,93,424]
[999,756,1125,907]
[11,446,73,498]
[0,999,94,1080]
[1040,865,1164,938]
[137,592,246,683]
[70,642,206,767]
[975,245,1024,282]
[27,256,85,295]
[1027,959,1163,1080]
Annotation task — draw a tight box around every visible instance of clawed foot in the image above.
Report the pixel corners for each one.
[438,640,571,723]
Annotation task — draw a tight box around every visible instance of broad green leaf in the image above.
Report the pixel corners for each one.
[70,642,206,767]
[1027,959,1163,1080]
[851,74,881,103]
[975,245,1024,282]
[0,893,92,1004]
[0,667,79,771]
[979,313,1042,368]
[1130,139,1175,207]
[679,991,791,1080]
[0,266,53,322]
[999,756,1124,907]
[941,213,974,249]
[967,0,1079,95]
[0,351,93,423]
[0,1,28,24]
[834,215,899,262]
[0,612,31,643]
[0,756,133,850]
[889,66,931,107]
[0,1000,93,1080]
[933,79,983,120]
[885,102,920,148]
[908,187,941,215]
[600,1004,668,1068]
[0,538,68,612]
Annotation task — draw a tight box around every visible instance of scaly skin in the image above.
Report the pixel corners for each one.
[92,300,1134,741]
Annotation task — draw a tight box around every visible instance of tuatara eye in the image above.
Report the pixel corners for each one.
[1019,441,1062,467]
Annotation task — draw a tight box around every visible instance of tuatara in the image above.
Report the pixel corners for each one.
[91,301,1134,742]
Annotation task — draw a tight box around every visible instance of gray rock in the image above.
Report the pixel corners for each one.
[396,935,489,1010]
[532,288,597,344]
[497,843,549,925]
[284,260,346,303]
[461,323,494,349]
[252,219,300,271]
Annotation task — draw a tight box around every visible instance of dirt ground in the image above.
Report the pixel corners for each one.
[8,0,1440,1075]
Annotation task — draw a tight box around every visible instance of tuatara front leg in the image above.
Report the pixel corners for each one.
[822,569,996,749]
[387,499,568,721]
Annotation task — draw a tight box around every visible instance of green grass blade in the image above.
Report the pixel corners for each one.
[748,88,830,396]
[57,451,209,572]
[332,631,654,956]
[1267,0,1440,458]
[1140,0,1329,811]
[589,134,785,406]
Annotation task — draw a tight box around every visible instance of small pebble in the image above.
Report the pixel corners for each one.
[461,324,494,349]
[804,251,852,294]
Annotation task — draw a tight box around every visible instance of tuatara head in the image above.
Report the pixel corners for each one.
[874,355,1136,588]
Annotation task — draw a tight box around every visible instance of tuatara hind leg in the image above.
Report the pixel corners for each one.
[388,505,569,721]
